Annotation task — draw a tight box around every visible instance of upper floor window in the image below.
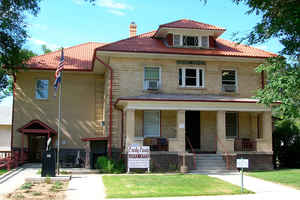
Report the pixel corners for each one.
[222,70,237,92]
[179,68,204,88]
[36,80,48,99]
[173,35,209,48]
[226,112,238,138]
[144,67,160,90]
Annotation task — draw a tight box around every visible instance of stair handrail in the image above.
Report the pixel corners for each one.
[185,136,196,169]
[215,135,230,170]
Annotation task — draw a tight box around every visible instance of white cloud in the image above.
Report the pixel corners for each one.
[108,9,125,16]
[29,38,59,51]
[30,23,48,31]
[97,0,133,10]
[96,0,133,16]
[72,0,85,5]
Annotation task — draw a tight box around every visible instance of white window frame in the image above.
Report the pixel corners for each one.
[35,79,49,100]
[143,110,160,138]
[179,67,205,88]
[143,66,162,90]
[182,35,199,47]
[201,36,209,48]
[173,34,181,46]
[221,69,238,92]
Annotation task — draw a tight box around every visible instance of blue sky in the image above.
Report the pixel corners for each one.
[24,0,283,55]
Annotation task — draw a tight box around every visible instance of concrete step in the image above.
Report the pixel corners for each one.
[189,169,239,175]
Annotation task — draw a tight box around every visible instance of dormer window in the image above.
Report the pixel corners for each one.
[183,36,198,47]
[172,34,209,48]
[173,34,181,46]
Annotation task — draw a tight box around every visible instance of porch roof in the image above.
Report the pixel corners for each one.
[115,94,271,112]
[116,94,259,104]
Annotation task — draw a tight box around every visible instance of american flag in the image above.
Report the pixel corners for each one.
[54,48,64,96]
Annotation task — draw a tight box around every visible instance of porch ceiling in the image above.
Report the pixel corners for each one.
[115,94,271,112]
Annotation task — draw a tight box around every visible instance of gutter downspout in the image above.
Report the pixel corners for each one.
[11,74,16,156]
[115,107,124,158]
[95,56,113,158]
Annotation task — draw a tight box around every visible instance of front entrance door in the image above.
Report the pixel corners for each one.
[90,140,107,169]
[28,135,47,162]
[185,111,201,152]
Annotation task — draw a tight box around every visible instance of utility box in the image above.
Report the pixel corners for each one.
[41,149,56,177]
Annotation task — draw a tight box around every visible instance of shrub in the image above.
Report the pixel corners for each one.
[20,183,33,190]
[273,119,300,168]
[96,156,126,173]
[96,156,115,173]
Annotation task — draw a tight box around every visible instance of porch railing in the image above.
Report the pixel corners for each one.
[185,136,196,169]
[234,139,257,152]
[215,135,230,170]
[0,150,27,170]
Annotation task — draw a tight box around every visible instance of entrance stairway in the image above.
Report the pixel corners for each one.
[190,154,237,174]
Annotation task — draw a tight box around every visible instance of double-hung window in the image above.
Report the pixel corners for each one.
[225,112,238,138]
[144,111,160,137]
[183,36,198,47]
[179,68,204,88]
[35,80,49,99]
[222,70,237,92]
[144,67,160,90]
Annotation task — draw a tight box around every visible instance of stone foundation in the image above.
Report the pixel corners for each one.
[224,153,273,171]
[122,152,195,172]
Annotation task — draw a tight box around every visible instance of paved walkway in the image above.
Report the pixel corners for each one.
[65,174,105,200]
[0,163,40,198]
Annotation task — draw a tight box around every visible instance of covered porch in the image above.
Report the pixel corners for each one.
[116,94,273,170]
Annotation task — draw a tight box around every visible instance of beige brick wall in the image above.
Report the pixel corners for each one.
[13,71,105,149]
[104,57,270,153]
[0,125,11,151]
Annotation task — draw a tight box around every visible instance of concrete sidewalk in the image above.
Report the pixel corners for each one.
[65,174,105,200]
[0,163,40,198]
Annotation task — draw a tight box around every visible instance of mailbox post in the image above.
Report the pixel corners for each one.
[236,158,249,193]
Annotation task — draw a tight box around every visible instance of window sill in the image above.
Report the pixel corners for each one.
[220,91,240,95]
[178,86,206,90]
[134,137,144,141]
[35,98,49,101]
[225,138,235,141]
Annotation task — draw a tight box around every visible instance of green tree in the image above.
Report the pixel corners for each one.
[201,0,300,119]
[41,44,52,54]
[0,49,37,97]
[0,0,41,92]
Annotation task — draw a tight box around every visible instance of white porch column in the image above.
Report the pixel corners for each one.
[257,111,273,152]
[216,111,226,153]
[125,109,135,151]
[176,110,186,153]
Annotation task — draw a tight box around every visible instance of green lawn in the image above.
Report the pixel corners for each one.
[248,169,300,190]
[102,174,253,198]
[0,169,8,176]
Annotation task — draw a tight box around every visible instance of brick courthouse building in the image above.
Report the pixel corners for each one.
[12,19,276,170]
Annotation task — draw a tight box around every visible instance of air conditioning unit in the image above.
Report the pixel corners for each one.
[223,84,236,92]
[146,80,159,90]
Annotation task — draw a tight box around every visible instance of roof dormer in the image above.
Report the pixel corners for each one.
[154,19,225,49]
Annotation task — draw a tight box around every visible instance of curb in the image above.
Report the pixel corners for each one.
[0,167,25,184]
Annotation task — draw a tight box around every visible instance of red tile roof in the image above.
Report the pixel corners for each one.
[159,19,226,31]
[97,31,277,58]
[27,42,106,71]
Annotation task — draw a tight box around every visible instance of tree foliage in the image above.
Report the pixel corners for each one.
[256,57,300,119]
[41,44,52,54]
[273,119,300,168]
[0,0,41,93]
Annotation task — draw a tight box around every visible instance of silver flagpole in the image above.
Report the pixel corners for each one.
[57,71,63,175]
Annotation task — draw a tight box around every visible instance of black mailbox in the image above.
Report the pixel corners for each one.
[41,149,56,177]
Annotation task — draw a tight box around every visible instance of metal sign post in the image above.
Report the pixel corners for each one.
[236,158,249,193]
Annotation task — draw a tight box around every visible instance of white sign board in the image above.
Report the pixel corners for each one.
[128,145,150,172]
[236,159,249,168]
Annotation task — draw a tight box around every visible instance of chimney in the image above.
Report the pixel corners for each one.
[129,22,137,37]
